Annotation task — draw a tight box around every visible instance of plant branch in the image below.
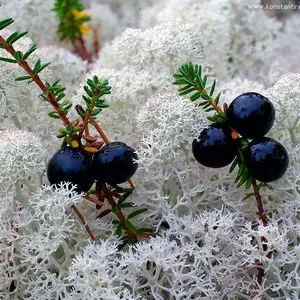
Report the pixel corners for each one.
[250,179,271,297]
[77,35,92,62]
[99,183,138,241]
[0,36,71,125]
[252,179,268,226]
[71,204,95,241]
[87,114,110,144]
[93,27,100,57]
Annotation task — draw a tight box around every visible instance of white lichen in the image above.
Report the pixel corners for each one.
[0,130,46,193]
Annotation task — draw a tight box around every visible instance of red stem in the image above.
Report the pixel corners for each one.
[71,204,95,241]
[77,35,92,62]
[99,184,137,240]
[93,27,100,57]
[0,36,71,125]
[251,179,271,297]
[252,179,268,226]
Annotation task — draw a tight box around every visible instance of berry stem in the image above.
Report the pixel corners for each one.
[71,204,95,241]
[252,179,268,226]
[76,35,92,62]
[251,179,271,297]
[208,97,222,113]
[83,194,107,207]
[0,35,71,126]
[99,183,138,241]
[194,85,239,139]
[93,27,100,58]
[195,86,222,112]
[87,114,110,144]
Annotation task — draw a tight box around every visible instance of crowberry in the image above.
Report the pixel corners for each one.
[226,92,275,138]
[92,142,138,185]
[47,146,94,193]
[243,137,289,182]
[192,123,237,168]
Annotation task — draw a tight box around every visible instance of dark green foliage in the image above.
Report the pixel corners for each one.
[40,81,72,118]
[0,18,14,30]
[101,185,153,244]
[53,0,90,44]
[81,75,111,117]
[6,31,28,44]
[173,62,223,110]
[0,18,50,83]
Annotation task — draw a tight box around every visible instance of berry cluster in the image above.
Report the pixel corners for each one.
[0,17,149,243]
[47,141,138,193]
[192,92,289,183]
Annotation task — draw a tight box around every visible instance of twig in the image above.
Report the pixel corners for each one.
[71,204,95,241]
[77,35,92,63]
[93,27,100,58]
[251,179,271,297]
[87,115,110,144]
[252,179,268,226]
[100,183,137,240]
[0,35,71,125]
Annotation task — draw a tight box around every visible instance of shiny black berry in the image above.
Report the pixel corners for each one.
[47,146,94,193]
[226,92,275,138]
[244,137,289,182]
[192,123,237,168]
[92,142,138,185]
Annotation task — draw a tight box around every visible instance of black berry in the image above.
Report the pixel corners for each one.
[92,142,138,185]
[192,123,237,168]
[47,146,94,193]
[226,92,275,138]
[244,137,289,182]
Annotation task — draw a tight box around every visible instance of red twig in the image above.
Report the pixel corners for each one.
[252,179,268,226]
[99,183,137,241]
[0,35,71,125]
[77,35,92,63]
[93,27,100,58]
[250,179,271,297]
[71,204,95,241]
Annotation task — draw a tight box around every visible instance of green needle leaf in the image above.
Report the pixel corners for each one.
[0,18,14,30]
[243,192,255,200]
[23,44,37,59]
[229,156,239,173]
[0,57,17,63]
[210,80,216,96]
[15,75,32,81]
[237,171,251,188]
[127,208,148,220]
[136,228,154,234]
[215,92,221,105]
[202,75,207,87]
[245,177,254,189]
[199,100,209,106]
[6,31,28,44]
[235,163,245,183]
[48,111,61,119]
[14,51,23,61]
[90,108,102,116]
[190,92,201,102]
[115,223,123,237]
[119,203,135,208]
[124,220,137,234]
[37,62,51,74]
